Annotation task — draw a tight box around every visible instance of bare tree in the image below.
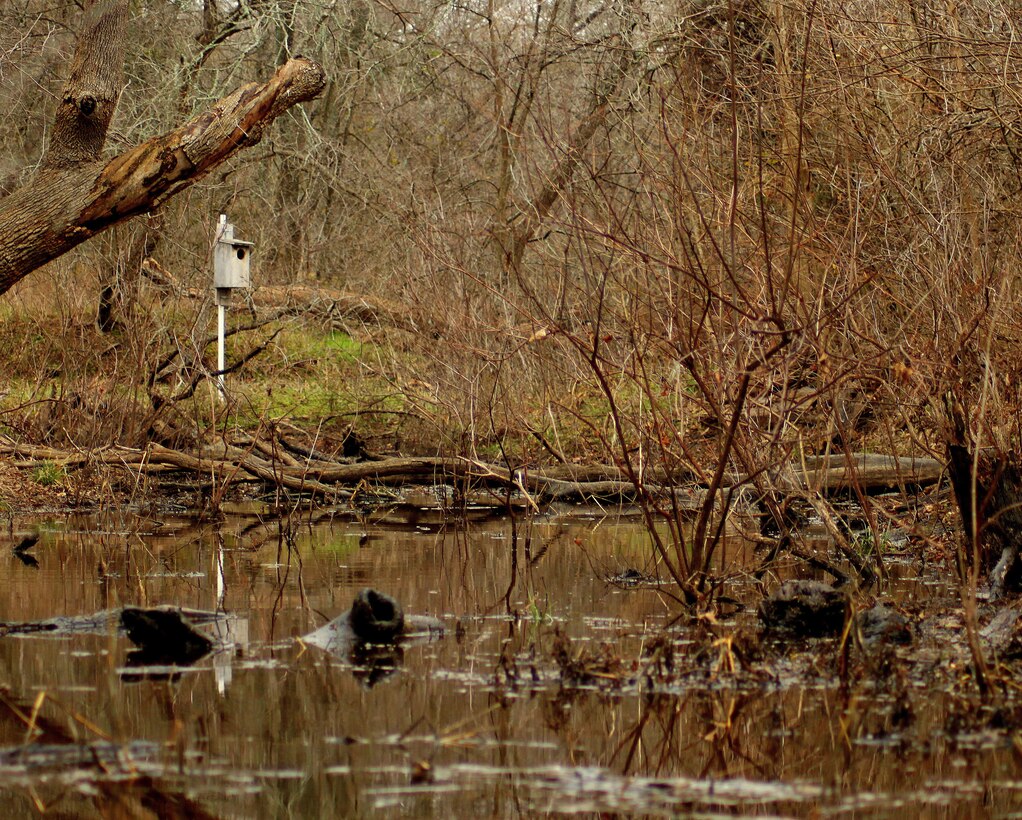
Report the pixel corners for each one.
[0,0,325,295]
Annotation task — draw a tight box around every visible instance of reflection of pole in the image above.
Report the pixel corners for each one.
[213,531,231,696]
[215,535,226,608]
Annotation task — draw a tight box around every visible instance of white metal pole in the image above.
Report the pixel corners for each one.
[216,213,228,400]
[217,302,226,398]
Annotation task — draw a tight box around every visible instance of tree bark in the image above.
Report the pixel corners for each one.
[43,0,127,170]
[97,213,163,332]
[0,2,326,296]
[498,20,637,279]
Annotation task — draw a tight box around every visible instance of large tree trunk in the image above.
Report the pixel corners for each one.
[0,0,325,296]
[946,398,1022,599]
[97,213,163,333]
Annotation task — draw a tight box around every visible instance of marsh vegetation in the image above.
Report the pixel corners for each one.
[2,0,1022,813]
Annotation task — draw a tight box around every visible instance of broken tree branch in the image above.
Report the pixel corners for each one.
[0,52,325,294]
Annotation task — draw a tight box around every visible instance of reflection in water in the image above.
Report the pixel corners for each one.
[349,642,405,688]
[11,551,38,569]
[0,506,1007,816]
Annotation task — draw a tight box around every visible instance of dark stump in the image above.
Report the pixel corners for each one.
[348,588,405,643]
[758,580,848,638]
[120,607,214,667]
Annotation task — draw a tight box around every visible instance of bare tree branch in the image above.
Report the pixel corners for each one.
[0,2,325,296]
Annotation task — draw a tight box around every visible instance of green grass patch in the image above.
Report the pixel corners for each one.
[32,462,65,487]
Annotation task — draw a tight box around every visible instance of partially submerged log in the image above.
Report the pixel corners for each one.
[981,607,1022,660]
[855,604,912,646]
[303,588,444,652]
[302,589,444,686]
[348,589,405,643]
[0,605,223,671]
[120,607,214,667]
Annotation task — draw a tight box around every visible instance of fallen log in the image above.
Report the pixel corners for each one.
[778,453,944,492]
[150,444,346,499]
[759,580,849,637]
[251,285,419,332]
[0,437,947,506]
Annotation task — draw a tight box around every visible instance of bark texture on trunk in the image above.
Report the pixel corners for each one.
[0,2,325,296]
[43,0,127,170]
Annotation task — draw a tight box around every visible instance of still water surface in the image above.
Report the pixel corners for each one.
[0,502,1016,817]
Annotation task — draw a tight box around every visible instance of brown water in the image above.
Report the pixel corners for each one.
[0,501,1018,817]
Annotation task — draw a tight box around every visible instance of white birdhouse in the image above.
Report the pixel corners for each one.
[214,217,254,293]
[212,213,255,397]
